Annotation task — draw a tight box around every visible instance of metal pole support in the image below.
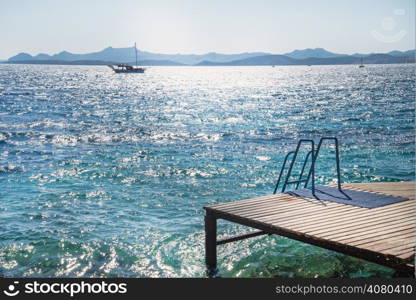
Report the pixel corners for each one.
[205,210,217,276]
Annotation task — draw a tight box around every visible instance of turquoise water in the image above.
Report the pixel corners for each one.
[0,64,414,278]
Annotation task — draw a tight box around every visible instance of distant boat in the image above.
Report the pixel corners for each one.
[359,57,365,68]
[108,43,145,73]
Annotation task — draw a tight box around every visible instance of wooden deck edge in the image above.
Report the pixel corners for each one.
[205,207,415,273]
[204,181,416,210]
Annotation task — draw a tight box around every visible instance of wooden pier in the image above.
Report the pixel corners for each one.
[204,181,415,275]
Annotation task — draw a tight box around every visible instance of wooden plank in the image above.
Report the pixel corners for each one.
[231,200,356,220]
[334,227,416,244]
[348,228,416,247]
[341,183,415,201]
[210,181,415,211]
[397,251,415,260]
[396,247,416,256]
[206,181,416,272]
[290,203,414,225]
[284,209,414,234]
[207,207,414,272]
[264,201,414,226]
[210,194,289,209]
[221,197,328,214]
[240,205,353,221]
[218,195,323,212]
[263,200,414,224]
[289,210,415,236]
[302,218,414,242]
[371,241,415,253]
[357,237,415,253]
[354,231,416,247]
[324,220,415,241]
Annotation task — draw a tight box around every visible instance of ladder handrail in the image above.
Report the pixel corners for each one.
[274,139,315,195]
[282,139,315,193]
[304,137,342,191]
[274,137,342,197]
[273,151,295,194]
[297,150,313,189]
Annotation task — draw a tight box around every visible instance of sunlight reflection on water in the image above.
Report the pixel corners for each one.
[0,64,414,277]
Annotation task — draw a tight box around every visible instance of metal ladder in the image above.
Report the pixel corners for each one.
[273,137,342,195]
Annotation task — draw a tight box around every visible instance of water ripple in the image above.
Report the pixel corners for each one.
[0,64,414,278]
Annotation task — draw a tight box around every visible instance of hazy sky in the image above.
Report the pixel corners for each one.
[0,0,414,58]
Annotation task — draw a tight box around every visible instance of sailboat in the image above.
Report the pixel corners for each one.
[108,43,145,73]
[359,57,365,68]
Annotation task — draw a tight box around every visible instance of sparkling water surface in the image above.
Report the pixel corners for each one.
[0,64,414,277]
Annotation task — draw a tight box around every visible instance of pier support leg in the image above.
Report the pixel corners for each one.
[205,210,217,276]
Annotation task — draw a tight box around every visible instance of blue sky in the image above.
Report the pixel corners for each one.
[0,0,414,58]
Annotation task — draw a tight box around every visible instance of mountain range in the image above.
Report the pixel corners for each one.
[7,47,268,65]
[5,47,415,66]
[197,53,414,66]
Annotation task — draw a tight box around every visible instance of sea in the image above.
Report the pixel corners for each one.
[0,64,414,277]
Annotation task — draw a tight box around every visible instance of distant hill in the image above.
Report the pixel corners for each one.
[5,59,186,66]
[7,47,269,65]
[284,48,344,59]
[197,53,415,66]
[197,55,297,66]
[297,53,414,65]
[388,49,416,57]
[351,49,416,58]
[8,53,33,61]
[5,47,415,66]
